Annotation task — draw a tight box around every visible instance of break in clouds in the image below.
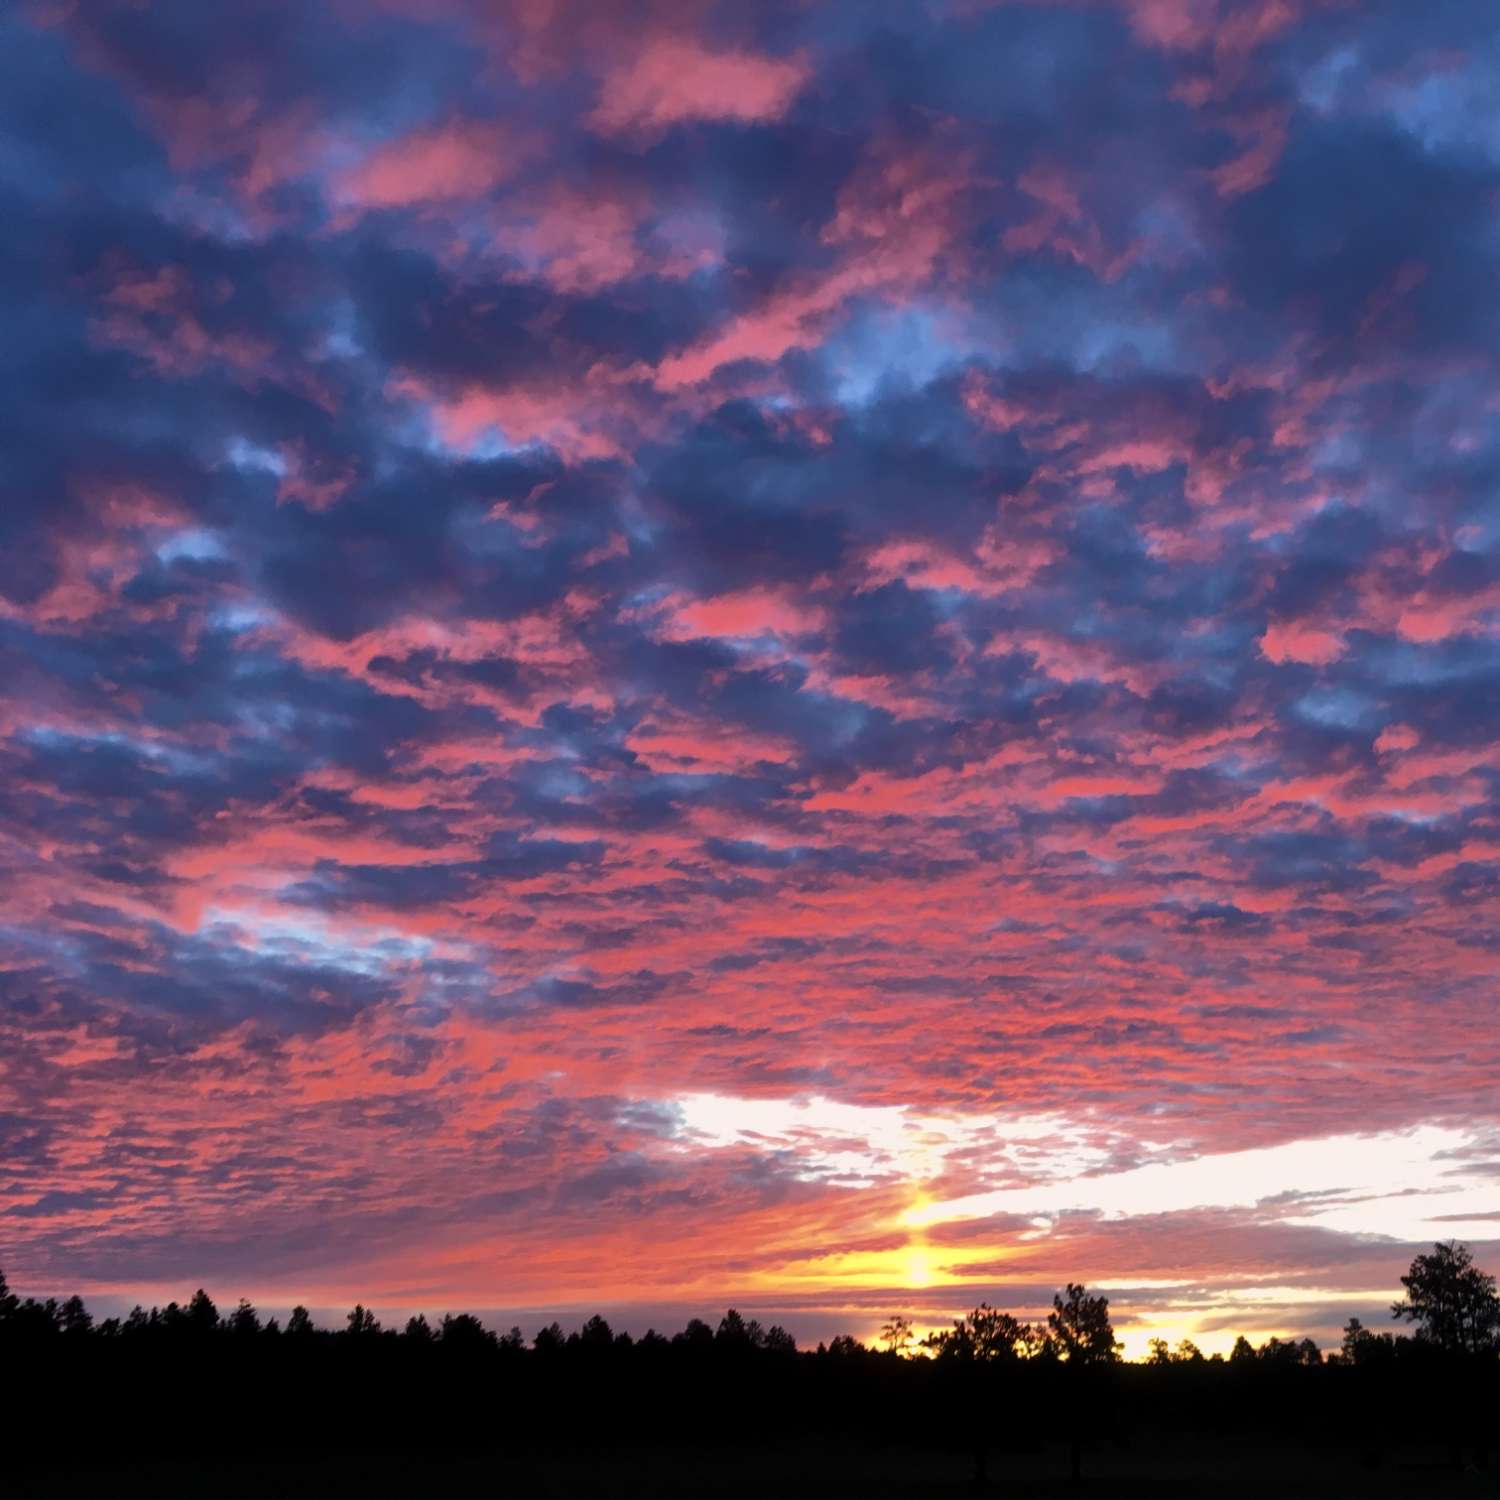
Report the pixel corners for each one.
[1,0,1497,1350]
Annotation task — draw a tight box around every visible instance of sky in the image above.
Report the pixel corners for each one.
[1,0,1498,1357]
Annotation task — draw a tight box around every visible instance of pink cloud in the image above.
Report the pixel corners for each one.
[627,712,800,775]
[1120,0,1303,64]
[90,262,277,386]
[1396,583,1500,643]
[1210,108,1289,197]
[589,38,808,136]
[497,186,646,292]
[1120,0,1221,51]
[660,588,825,641]
[656,136,976,386]
[1258,620,1347,665]
[1001,163,1138,280]
[335,120,523,209]
[388,372,630,464]
[1375,724,1420,755]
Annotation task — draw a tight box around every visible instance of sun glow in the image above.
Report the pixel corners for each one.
[899,1189,938,1289]
[669,1095,1500,1247]
[654,1096,1500,1353]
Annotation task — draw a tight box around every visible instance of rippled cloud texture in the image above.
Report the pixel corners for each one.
[3,0,1498,1352]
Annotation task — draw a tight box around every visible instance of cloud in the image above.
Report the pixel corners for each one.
[0,0,1497,1354]
[905,1122,1500,1243]
[334,121,523,209]
[589,39,808,137]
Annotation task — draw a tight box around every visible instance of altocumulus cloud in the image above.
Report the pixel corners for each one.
[0,0,1497,1352]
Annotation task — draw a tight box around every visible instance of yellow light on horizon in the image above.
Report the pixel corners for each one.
[903,1245,936,1289]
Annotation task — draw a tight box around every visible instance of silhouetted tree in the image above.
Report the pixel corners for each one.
[973,1304,1037,1362]
[675,1318,714,1352]
[578,1314,614,1350]
[441,1313,494,1350]
[1340,1317,1367,1363]
[924,1303,1040,1485]
[229,1299,261,1337]
[1391,1243,1499,1471]
[1392,1241,1500,1358]
[59,1295,93,1336]
[186,1289,219,1335]
[714,1308,767,1350]
[12,1298,62,1338]
[1258,1336,1304,1369]
[1048,1285,1119,1483]
[10,1259,1496,1483]
[1048,1284,1119,1366]
[345,1303,381,1337]
[763,1325,797,1355]
[880,1314,914,1356]
[1344,1320,1398,1368]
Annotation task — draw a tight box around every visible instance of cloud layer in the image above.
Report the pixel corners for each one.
[1,0,1497,1351]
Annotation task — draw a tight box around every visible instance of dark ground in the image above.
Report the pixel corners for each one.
[14,1440,1499,1498]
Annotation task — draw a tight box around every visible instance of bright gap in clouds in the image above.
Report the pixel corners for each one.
[909,1124,1500,1241]
[200,904,435,976]
[670,1092,1100,1187]
[669,1093,1500,1240]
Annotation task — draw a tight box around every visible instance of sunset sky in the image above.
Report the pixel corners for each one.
[2,0,1498,1357]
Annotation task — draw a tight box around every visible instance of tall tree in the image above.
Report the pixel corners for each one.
[1048,1284,1120,1366]
[1047,1285,1119,1485]
[228,1299,261,1337]
[925,1303,1040,1487]
[533,1322,565,1355]
[1392,1241,1500,1357]
[925,1304,1038,1363]
[763,1325,797,1355]
[879,1314,914,1357]
[579,1314,615,1350]
[186,1289,219,1335]
[59,1295,93,1336]
[345,1304,381,1337]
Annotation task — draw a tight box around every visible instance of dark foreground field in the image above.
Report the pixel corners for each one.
[15,1440,1500,1498]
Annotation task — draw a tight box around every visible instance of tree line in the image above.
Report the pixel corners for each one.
[14,1243,1495,1359]
[3,1242,1496,1483]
